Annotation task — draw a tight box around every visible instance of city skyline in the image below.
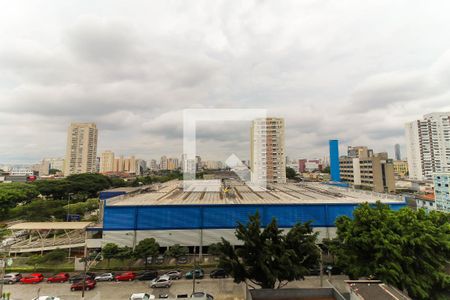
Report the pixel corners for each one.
[2,1,450,163]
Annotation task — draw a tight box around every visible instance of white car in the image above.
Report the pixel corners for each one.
[32,297,61,300]
[94,272,115,281]
[150,275,172,288]
[130,293,155,300]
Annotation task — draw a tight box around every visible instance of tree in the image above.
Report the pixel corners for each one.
[330,202,450,300]
[207,243,222,256]
[285,167,298,180]
[102,243,119,268]
[48,168,61,175]
[134,238,160,268]
[217,212,319,289]
[115,246,133,265]
[9,199,66,221]
[0,183,39,219]
[165,244,189,259]
[322,166,330,173]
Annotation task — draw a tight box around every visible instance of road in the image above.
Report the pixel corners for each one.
[3,278,244,300]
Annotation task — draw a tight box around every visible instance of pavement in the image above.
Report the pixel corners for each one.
[2,275,349,300]
[2,278,245,300]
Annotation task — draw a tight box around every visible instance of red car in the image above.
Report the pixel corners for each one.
[47,272,70,283]
[20,273,44,284]
[70,279,96,291]
[115,271,136,281]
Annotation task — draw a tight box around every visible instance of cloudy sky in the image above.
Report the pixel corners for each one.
[2,0,450,164]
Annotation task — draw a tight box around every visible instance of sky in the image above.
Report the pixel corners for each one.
[2,0,450,164]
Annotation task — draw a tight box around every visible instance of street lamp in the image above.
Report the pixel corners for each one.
[67,193,74,221]
[314,244,324,287]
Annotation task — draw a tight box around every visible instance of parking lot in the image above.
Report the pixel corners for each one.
[3,277,245,300]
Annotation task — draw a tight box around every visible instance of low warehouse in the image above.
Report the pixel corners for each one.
[97,180,406,250]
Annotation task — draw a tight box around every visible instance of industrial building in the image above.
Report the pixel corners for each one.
[97,179,405,252]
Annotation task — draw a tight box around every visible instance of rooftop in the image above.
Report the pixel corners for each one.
[105,180,404,206]
[8,221,92,230]
[346,280,411,300]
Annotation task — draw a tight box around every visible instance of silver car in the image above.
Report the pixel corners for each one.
[94,272,115,281]
[150,275,172,288]
[3,273,22,284]
[163,270,182,280]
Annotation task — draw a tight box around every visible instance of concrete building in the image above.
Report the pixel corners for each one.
[434,173,450,212]
[148,159,158,171]
[98,179,405,249]
[64,122,98,176]
[346,280,411,300]
[340,146,396,193]
[393,160,408,177]
[100,150,115,173]
[405,112,450,180]
[251,117,286,185]
[298,159,307,173]
[329,140,341,182]
[160,156,168,170]
[394,144,401,161]
[167,158,179,170]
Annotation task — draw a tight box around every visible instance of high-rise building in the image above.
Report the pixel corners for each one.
[250,117,286,185]
[167,158,179,170]
[329,140,341,182]
[394,144,401,161]
[393,160,408,177]
[433,173,450,212]
[298,159,307,173]
[100,150,115,173]
[340,146,395,193]
[405,112,450,180]
[64,122,98,176]
[148,159,158,171]
[160,156,168,170]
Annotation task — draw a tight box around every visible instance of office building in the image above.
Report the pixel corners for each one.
[394,144,401,160]
[100,151,115,173]
[250,117,286,185]
[340,146,396,193]
[393,160,408,177]
[405,112,450,180]
[64,122,98,176]
[329,140,341,182]
[434,173,450,212]
[160,156,168,170]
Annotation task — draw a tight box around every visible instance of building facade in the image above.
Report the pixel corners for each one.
[393,160,409,177]
[405,112,450,180]
[100,150,115,173]
[434,173,450,212]
[250,117,286,185]
[340,146,396,193]
[394,143,401,161]
[64,123,98,176]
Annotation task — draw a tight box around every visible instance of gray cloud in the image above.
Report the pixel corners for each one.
[2,1,450,163]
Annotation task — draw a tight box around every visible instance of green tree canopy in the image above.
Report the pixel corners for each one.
[9,199,66,221]
[217,212,319,289]
[134,238,160,268]
[285,167,298,180]
[102,243,119,267]
[165,243,189,258]
[0,183,39,219]
[331,202,450,300]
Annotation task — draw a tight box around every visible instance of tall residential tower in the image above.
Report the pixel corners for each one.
[405,112,450,180]
[250,117,286,185]
[64,123,98,176]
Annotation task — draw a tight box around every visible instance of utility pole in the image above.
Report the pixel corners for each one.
[81,241,88,299]
[192,246,196,294]
[314,244,324,287]
[0,248,6,297]
[66,193,72,221]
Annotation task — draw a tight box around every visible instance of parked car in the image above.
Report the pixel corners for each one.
[2,273,22,284]
[150,275,172,288]
[32,297,61,300]
[191,292,214,300]
[130,293,155,300]
[210,268,228,279]
[94,272,115,282]
[176,256,188,264]
[155,255,165,264]
[47,272,70,283]
[115,271,136,281]
[185,269,204,279]
[70,279,96,291]
[163,270,182,280]
[136,270,158,281]
[20,273,44,284]
[69,272,96,283]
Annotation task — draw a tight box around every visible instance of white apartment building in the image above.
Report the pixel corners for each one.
[64,123,98,176]
[405,112,450,180]
[100,150,115,173]
[250,117,286,185]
